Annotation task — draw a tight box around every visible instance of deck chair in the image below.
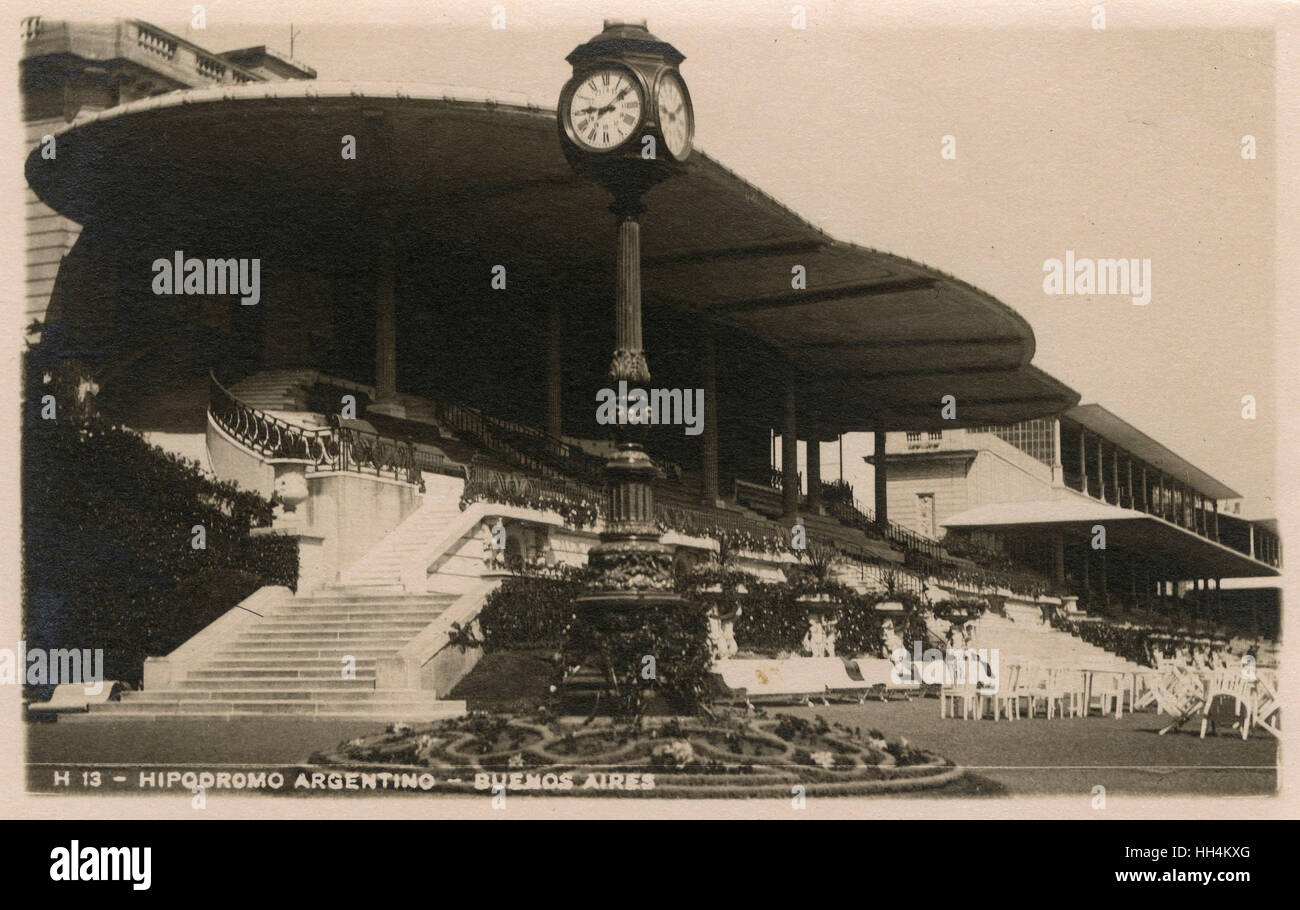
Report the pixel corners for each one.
[822,659,881,704]
[855,657,924,702]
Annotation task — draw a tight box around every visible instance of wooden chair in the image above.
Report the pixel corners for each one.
[988,664,1021,721]
[1200,671,1253,739]
[1253,671,1280,738]
[1046,668,1086,718]
[940,680,983,719]
[1086,671,1125,718]
[1155,667,1208,735]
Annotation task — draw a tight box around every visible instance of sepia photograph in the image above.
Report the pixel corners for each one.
[2,0,1296,884]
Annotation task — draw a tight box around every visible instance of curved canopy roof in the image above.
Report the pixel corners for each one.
[26,81,1078,435]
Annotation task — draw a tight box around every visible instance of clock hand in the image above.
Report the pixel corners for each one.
[595,87,633,116]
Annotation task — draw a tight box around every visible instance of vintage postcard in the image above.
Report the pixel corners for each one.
[2,0,1296,845]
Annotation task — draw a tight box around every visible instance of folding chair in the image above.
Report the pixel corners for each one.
[1252,671,1280,738]
[1155,667,1208,735]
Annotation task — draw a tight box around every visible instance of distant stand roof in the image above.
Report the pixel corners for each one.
[1065,404,1240,501]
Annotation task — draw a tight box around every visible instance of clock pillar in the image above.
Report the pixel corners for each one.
[576,190,679,607]
[558,21,696,715]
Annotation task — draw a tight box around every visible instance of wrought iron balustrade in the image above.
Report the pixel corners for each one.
[209,374,428,486]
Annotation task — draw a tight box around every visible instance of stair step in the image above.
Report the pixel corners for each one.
[212,647,406,658]
[250,618,435,630]
[187,668,378,680]
[86,699,465,718]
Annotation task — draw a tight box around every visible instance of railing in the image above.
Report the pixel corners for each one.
[134,22,177,61]
[436,400,633,486]
[209,374,434,486]
[21,17,43,41]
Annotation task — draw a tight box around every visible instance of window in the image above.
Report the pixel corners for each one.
[968,418,1055,466]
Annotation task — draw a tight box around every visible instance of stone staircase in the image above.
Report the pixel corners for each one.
[74,587,467,721]
[340,474,467,587]
[972,604,1145,673]
[228,369,318,411]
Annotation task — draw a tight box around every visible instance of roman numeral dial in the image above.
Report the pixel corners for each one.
[656,73,692,159]
[568,68,643,151]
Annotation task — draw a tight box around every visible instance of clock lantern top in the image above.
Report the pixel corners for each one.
[558,20,694,199]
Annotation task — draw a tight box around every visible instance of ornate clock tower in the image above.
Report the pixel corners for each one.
[558,21,696,708]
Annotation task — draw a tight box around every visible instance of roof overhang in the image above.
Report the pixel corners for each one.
[941,495,1279,579]
[1065,404,1239,500]
[25,82,1079,434]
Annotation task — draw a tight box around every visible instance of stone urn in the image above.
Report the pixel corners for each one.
[271,465,310,531]
[797,592,841,658]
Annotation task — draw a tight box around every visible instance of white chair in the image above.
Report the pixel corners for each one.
[1200,671,1253,739]
[940,680,983,719]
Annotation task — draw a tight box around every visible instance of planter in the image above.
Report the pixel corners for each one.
[797,593,842,658]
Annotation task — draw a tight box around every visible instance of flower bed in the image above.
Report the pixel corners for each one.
[313,711,960,797]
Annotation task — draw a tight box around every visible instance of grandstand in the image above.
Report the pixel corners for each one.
[21,24,1278,734]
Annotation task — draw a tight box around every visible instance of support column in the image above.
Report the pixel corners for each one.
[1126,454,1134,509]
[700,330,719,507]
[370,210,404,418]
[782,385,799,519]
[1096,435,1106,502]
[806,433,822,514]
[546,298,563,439]
[873,430,889,531]
[1111,444,1120,506]
[1079,429,1089,496]
[1051,417,1064,486]
[1213,500,1220,541]
[1141,465,1149,512]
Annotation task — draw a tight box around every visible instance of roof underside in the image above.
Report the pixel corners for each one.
[942,498,1277,578]
[1066,404,1239,500]
[26,82,1079,434]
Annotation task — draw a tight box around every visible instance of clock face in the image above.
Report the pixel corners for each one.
[656,73,692,159]
[568,68,643,151]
